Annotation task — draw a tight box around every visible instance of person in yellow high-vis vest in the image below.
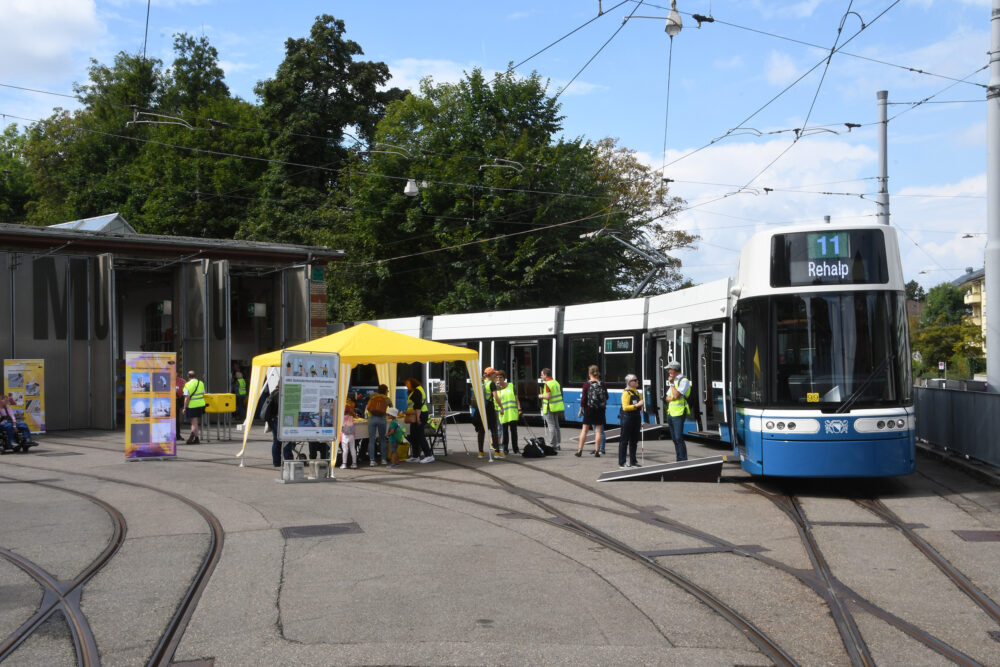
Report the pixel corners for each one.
[539,368,564,451]
[664,361,690,461]
[182,370,207,444]
[495,371,522,455]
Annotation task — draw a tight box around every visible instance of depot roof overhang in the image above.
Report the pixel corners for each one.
[0,223,345,267]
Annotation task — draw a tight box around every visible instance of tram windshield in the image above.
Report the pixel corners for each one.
[772,292,911,408]
[735,292,911,409]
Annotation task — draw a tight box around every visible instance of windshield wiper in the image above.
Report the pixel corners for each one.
[835,351,893,414]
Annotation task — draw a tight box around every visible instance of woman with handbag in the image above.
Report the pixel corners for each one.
[404,378,434,464]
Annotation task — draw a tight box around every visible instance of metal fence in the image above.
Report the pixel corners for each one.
[914,387,1000,468]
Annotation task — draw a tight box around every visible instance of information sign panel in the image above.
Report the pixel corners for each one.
[125,351,177,459]
[3,359,45,433]
[279,351,339,440]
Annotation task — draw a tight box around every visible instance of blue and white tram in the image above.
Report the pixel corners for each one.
[646,278,732,443]
[430,306,561,413]
[729,224,915,477]
[560,297,648,425]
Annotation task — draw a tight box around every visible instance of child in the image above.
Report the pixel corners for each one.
[385,408,407,469]
[340,399,357,469]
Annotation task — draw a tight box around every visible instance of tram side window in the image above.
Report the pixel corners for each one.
[734,300,766,405]
[567,337,599,384]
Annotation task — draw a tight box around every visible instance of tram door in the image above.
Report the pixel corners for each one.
[654,330,686,421]
[695,325,725,435]
[510,343,540,413]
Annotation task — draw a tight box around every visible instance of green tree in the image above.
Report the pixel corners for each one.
[911,281,983,376]
[162,34,229,111]
[0,124,33,223]
[327,68,694,321]
[919,282,969,328]
[242,14,405,243]
[23,52,166,225]
[904,279,925,302]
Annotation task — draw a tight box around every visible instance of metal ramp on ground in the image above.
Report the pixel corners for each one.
[596,455,732,483]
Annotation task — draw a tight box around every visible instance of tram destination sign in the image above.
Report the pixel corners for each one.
[770,229,888,287]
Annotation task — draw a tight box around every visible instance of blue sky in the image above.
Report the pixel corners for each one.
[0,0,991,291]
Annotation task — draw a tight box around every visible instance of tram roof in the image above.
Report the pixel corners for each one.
[357,316,426,339]
[430,306,560,340]
[646,278,731,330]
[563,296,647,334]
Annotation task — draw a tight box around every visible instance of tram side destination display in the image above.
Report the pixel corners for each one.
[770,229,889,287]
[279,351,339,441]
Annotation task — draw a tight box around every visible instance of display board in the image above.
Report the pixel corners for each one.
[3,359,45,433]
[278,351,339,441]
[770,229,889,287]
[125,351,178,459]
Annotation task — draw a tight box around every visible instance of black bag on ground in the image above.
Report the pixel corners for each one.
[536,436,558,456]
[521,437,544,458]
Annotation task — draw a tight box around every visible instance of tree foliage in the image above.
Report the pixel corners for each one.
[242,15,405,244]
[910,281,982,376]
[0,124,32,223]
[6,16,698,320]
[919,282,969,328]
[904,280,925,302]
[326,68,694,320]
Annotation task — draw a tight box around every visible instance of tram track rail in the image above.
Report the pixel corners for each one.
[0,473,126,667]
[22,434,994,664]
[742,482,984,666]
[854,497,1000,627]
[0,457,225,667]
[429,458,797,666]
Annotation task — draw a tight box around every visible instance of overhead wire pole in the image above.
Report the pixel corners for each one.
[987,0,1000,392]
[877,90,890,225]
[580,228,671,298]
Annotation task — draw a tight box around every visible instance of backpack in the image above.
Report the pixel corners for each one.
[366,393,387,416]
[585,380,607,411]
[261,391,279,421]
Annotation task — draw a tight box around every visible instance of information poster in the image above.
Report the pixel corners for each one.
[279,351,339,440]
[125,351,178,459]
[3,359,45,433]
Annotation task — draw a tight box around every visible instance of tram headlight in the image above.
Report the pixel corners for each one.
[896,419,906,428]
[776,422,785,430]
[787,422,796,430]
[877,420,885,429]
[765,421,775,430]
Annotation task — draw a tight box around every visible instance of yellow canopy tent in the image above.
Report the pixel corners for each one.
[237,323,490,460]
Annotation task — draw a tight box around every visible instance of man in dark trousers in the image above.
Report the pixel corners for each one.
[474,367,502,458]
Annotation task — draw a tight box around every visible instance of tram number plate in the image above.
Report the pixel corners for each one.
[807,392,819,403]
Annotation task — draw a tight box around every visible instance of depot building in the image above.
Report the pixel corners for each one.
[0,214,343,430]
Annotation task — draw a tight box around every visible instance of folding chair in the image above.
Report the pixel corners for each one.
[426,416,447,455]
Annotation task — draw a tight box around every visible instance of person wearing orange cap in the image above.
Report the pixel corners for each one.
[473,367,502,458]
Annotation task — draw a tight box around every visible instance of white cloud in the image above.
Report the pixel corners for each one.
[387,58,604,97]
[714,55,744,71]
[218,59,255,75]
[652,136,987,289]
[765,50,801,87]
[0,0,104,82]
[788,0,823,19]
[387,58,485,93]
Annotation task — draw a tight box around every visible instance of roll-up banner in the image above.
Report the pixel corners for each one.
[3,359,45,433]
[278,351,339,441]
[125,351,178,460]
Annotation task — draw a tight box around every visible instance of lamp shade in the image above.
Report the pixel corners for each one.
[665,1,682,36]
[403,179,419,197]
